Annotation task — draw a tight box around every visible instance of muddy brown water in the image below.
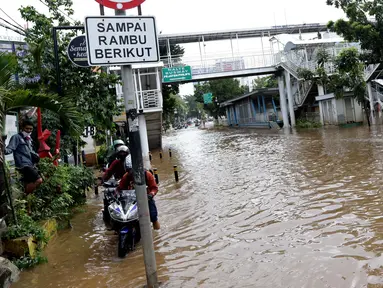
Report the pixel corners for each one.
[13,126,383,288]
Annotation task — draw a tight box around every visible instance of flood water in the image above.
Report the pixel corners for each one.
[13,126,383,288]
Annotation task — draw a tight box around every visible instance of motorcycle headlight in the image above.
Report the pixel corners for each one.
[127,204,138,219]
[109,206,122,219]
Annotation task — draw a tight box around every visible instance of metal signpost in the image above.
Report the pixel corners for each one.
[162,66,192,83]
[85,1,159,286]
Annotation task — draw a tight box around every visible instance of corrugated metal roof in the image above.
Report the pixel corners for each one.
[221,88,279,106]
[284,37,346,51]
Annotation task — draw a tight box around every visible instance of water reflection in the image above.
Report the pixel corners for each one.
[14,126,383,287]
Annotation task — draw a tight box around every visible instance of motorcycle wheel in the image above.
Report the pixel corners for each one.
[128,228,136,251]
[102,209,110,222]
[135,225,141,243]
[102,199,110,222]
[118,232,129,258]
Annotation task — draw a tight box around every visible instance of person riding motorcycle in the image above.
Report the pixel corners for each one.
[116,157,160,230]
[102,145,130,182]
[105,139,125,166]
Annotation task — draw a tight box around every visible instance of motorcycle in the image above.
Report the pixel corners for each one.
[101,178,119,221]
[102,183,141,258]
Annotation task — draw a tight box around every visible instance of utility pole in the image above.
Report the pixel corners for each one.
[114,7,159,288]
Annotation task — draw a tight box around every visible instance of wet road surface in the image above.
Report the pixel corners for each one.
[13,126,383,287]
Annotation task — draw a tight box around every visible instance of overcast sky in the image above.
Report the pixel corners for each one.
[1,0,346,95]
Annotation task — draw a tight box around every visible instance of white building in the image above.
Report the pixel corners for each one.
[315,93,364,125]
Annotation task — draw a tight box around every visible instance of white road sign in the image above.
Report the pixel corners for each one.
[84,16,159,66]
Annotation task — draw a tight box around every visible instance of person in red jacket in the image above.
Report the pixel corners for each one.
[102,145,130,182]
[116,158,160,230]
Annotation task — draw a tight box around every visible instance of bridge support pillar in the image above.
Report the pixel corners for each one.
[284,70,296,127]
[367,82,376,125]
[317,84,325,125]
[278,75,289,128]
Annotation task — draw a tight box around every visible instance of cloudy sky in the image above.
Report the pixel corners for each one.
[1,0,346,94]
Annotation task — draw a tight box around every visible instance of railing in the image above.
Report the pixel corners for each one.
[116,84,162,113]
[162,52,277,76]
[136,89,162,112]
[277,50,338,77]
[293,79,314,107]
[161,48,275,66]
[162,42,380,87]
[364,63,381,81]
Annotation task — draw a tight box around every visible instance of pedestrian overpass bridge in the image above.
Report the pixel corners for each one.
[116,22,382,148]
[117,22,332,148]
[158,23,328,83]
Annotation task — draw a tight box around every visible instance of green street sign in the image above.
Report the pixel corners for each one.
[162,66,192,83]
[203,93,213,104]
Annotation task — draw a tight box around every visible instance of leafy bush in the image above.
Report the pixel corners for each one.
[26,159,95,221]
[97,144,108,165]
[3,206,49,269]
[12,252,48,270]
[3,206,48,244]
[3,159,95,269]
[296,119,322,128]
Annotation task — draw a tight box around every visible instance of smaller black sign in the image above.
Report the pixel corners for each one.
[67,35,89,68]
[82,126,96,138]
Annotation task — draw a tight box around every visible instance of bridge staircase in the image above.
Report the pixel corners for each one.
[275,51,315,109]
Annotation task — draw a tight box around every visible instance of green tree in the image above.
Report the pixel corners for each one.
[194,78,246,118]
[184,94,198,118]
[0,52,82,221]
[252,75,278,90]
[174,95,188,119]
[298,47,368,124]
[326,0,383,64]
[18,1,121,154]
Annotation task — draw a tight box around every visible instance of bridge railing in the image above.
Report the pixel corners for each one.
[275,51,337,76]
[162,43,379,85]
[277,44,376,81]
[137,89,162,112]
[115,69,163,114]
[162,51,277,76]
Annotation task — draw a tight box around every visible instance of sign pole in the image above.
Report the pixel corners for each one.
[136,4,151,171]
[114,8,159,288]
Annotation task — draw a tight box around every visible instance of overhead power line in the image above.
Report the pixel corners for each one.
[0,17,26,34]
[0,22,26,36]
[0,8,23,29]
